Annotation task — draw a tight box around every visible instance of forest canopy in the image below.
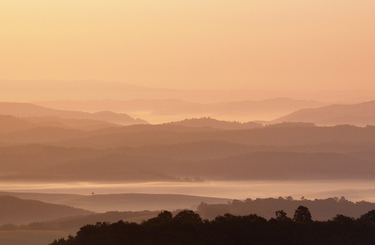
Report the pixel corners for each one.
[50,208,375,245]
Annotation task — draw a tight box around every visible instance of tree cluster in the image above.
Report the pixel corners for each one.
[197,196,375,220]
[50,207,375,245]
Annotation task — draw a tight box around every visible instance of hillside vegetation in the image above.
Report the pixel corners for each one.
[50,208,375,245]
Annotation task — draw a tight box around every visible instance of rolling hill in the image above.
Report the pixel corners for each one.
[0,102,148,125]
[1,143,374,182]
[166,117,263,130]
[34,97,326,123]
[0,127,88,144]
[173,151,375,180]
[0,196,93,225]
[34,99,195,113]
[24,116,120,131]
[1,124,375,182]
[273,100,375,126]
[0,192,231,213]
[152,98,325,118]
[0,115,37,134]
[0,115,121,133]
[52,124,375,149]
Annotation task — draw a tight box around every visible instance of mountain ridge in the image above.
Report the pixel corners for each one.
[0,102,148,125]
[273,100,375,126]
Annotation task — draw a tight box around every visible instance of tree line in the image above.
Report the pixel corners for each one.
[50,207,375,245]
[197,196,375,220]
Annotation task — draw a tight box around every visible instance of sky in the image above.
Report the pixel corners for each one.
[1,0,374,91]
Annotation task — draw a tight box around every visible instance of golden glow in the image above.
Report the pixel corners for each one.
[1,0,374,90]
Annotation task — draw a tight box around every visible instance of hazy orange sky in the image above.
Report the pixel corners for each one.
[1,1,374,91]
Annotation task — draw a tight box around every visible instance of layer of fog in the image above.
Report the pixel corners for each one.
[2,180,375,203]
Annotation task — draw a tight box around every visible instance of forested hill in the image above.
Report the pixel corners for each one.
[50,208,375,245]
[166,117,263,130]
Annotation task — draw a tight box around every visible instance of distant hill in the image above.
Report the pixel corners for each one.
[0,230,69,245]
[0,144,180,182]
[117,141,254,161]
[175,151,375,181]
[273,100,375,126]
[0,102,148,125]
[24,116,120,131]
[0,151,179,182]
[0,144,105,174]
[154,98,325,116]
[18,210,160,232]
[0,127,88,144]
[33,98,326,123]
[52,124,375,149]
[0,211,160,245]
[0,123,219,145]
[167,117,263,130]
[2,125,375,182]
[34,99,195,113]
[0,114,121,136]
[149,98,326,122]
[0,192,231,213]
[53,193,230,213]
[265,122,316,128]
[2,144,374,182]
[217,98,325,115]
[0,115,37,134]
[0,196,93,225]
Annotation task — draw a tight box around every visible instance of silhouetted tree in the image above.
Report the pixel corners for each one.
[275,210,290,221]
[173,210,202,223]
[332,214,355,226]
[143,210,173,226]
[293,206,312,222]
[359,210,375,226]
[159,210,172,219]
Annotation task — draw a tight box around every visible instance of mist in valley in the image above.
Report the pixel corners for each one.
[1,83,375,244]
[2,0,375,244]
